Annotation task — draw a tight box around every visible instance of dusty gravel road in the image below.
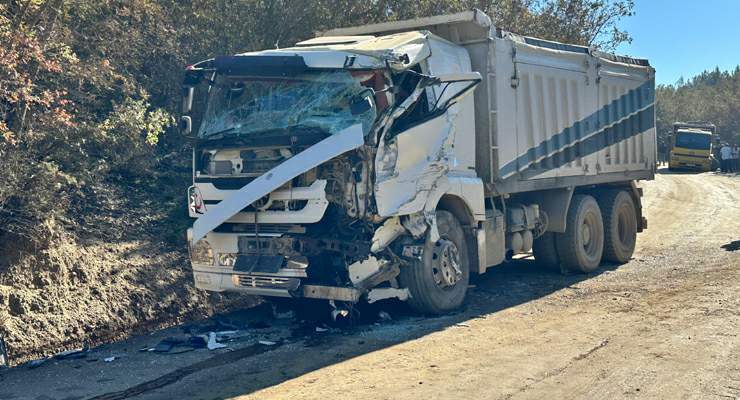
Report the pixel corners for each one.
[1,170,738,400]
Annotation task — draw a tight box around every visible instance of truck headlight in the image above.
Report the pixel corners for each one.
[218,253,238,267]
[189,240,214,265]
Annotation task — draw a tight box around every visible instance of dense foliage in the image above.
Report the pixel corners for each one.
[0,0,635,247]
[656,67,740,145]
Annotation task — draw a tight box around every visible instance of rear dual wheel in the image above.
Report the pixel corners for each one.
[597,190,638,264]
[533,191,637,273]
[532,231,560,271]
[556,194,605,273]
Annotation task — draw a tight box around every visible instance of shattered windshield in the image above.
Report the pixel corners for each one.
[198,71,376,139]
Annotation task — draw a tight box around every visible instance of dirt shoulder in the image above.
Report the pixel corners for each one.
[0,170,738,400]
[0,180,256,366]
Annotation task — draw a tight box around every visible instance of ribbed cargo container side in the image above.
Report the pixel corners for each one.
[595,60,655,175]
[503,41,594,183]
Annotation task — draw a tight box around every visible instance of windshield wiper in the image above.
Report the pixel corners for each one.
[202,127,236,140]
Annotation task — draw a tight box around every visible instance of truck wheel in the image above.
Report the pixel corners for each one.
[596,190,637,263]
[556,195,604,273]
[399,210,470,315]
[532,232,560,270]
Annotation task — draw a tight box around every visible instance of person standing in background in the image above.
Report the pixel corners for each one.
[732,144,739,173]
[719,143,732,173]
[658,138,668,166]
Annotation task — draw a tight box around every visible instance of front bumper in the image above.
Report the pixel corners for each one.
[669,155,710,171]
[192,267,362,302]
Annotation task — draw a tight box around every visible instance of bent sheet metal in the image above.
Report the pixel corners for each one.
[191,124,365,243]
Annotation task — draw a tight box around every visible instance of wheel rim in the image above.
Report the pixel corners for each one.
[580,210,601,259]
[431,239,462,289]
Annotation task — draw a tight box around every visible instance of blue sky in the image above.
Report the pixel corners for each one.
[615,0,740,86]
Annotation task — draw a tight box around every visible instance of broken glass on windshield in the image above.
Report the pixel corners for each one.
[198,71,376,139]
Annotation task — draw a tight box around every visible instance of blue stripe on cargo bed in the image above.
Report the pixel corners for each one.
[499,79,655,178]
[521,105,655,175]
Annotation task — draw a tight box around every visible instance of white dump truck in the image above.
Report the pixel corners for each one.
[181,10,655,314]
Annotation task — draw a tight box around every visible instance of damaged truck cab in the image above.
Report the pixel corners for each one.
[183,10,655,315]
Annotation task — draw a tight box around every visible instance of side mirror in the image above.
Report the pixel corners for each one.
[182,86,194,114]
[180,116,194,138]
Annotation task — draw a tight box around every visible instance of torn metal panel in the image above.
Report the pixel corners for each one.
[370,217,406,253]
[302,285,362,302]
[367,287,410,303]
[373,72,480,218]
[191,124,364,243]
[401,213,428,238]
[374,110,457,217]
[348,256,383,285]
[288,31,432,70]
[192,180,329,225]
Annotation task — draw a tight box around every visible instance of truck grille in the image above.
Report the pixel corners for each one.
[215,223,306,235]
[233,274,300,290]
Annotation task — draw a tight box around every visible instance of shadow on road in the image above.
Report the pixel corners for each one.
[656,168,704,175]
[93,258,622,399]
[721,240,740,252]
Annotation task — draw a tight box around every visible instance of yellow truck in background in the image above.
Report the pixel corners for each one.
[669,122,716,171]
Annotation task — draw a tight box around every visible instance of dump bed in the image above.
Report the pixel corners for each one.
[326,10,656,195]
[673,122,716,135]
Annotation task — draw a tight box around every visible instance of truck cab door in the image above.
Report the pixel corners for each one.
[374,73,481,217]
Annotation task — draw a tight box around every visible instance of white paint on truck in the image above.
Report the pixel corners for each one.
[191,124,364,242]
[182,9,655,313]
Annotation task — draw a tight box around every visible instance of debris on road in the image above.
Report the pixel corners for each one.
[187,336,207,349]
[53,347,88,360]
[150,335,208,354]
[152,338,179,353]
[22,347,88,369]
[207,332,227,350]
[378,311,392,322]
[27,358,47,369]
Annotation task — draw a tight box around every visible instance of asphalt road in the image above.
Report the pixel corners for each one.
[1,169,738,400]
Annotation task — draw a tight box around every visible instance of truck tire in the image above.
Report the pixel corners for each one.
[399,210,470,315]
[596,190,637,264]
[532,232,560,270]
[555,194,604,273]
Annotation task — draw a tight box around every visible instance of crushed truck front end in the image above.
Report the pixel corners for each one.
[181,32,484,311]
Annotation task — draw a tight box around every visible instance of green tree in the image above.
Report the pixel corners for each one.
[656,66,740,146]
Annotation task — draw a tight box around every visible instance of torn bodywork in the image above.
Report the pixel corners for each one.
[183,31,481,306]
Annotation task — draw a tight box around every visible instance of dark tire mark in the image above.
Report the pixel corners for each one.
[88,342,282,400]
